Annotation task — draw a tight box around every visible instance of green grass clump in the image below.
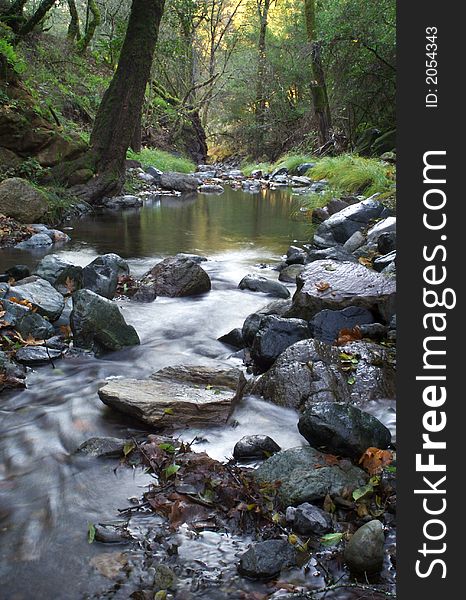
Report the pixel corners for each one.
[271,153,316,174]
[127,148,195,173]
[241,161,271,177]
[307,154,395,197]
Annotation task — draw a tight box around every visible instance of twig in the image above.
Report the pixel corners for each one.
[288,582,396,599]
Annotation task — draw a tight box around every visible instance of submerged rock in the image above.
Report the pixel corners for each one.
[238,275,290,299]
[238,539,296,580]
[98,365,239,428]
[298,402,392,459]
[233,435,281,460]
[344,519,385,575]
[15,346,63,365]
[134,256,211,300]
[71,289,140,352]
[254,447,367,506]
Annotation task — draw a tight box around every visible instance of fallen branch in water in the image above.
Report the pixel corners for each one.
[288,582,396,599]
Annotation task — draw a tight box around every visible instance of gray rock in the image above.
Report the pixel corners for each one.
[15,233,53,249]
[146,166,163,182]
[238,275,290,299]
[223,169,244,179]
[310,181,328,193]
[343,231,366,253]
[310,306,374,344]
[6,265,30,281]
[238,540,296,580]
[70,289,140,352]
[98,365,239,428]
[0,177,48,223]
[35,254,83,294]
[7,277,65,321]
[102,195,143,209]
[196,170,218,180]
[374,250,396,273]
[286,246,306,265]
[0,350,26,392]
[175,253,207,264]
[76,437,127,458]
[327,198,350,215]
[160,172,200,192]
[134,256,211,299]
[16,312,55,340]
[293,503,333,536]
[378,231,396,255]
[243,339,396,410]
[291,176,312,187]
[241,299,296,347]
[218,328,244,349]
[270,167,288,180]
[82,254,129,299]
[307,246,357,263]
[298,402,392,459]
[344,520,385,575]
[198,184,224,194]
[233,435,281,460]
[366,217,396,245]
[314,197,387,248]
[138,172,155,183]
[15,346,63,365]
[251,315,310,370]
[196,164,214,173]
[251,169,263,179]
[279,264,304,283]
[2,299,30,327]
[359,323,388,341]
[289,260,396,322]
[312,207,330,224]
[254,447,367,506]
[296,163,315,176]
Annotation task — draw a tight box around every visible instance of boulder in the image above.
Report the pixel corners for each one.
[15,346,63,365]
[289,260,396,322]
[238,275,290,299]
[0,177,48,223]
[310,306,374,344]
[70,289,140,352]
[298,402,392,459]
[296,163,315,176]
[198,184,224,194]
[0,350,26,392]
[344,520,385,575]
[160,172,200,193]
[102,195,143,209]
[241,299,294,346]
[254,447,367,506]
[134,256,211,299]
[243,339,396,411]
[35,254,83,294]
[326,198,350,215]
[251,315,310,370]
[343,231,366,253]
[238,540,296,580]
[233,435,281,460]
[98,365,239,428]
[286,245,307,265]
[15,233,53,249]
[146,166,163,182]
[312,207,329,224]
[218,327,244,349]
[374,250,396,273]
[293,503,333,536]
[366,217,396,246]
[359,323,388,341]
[306,246,357,263]
[7,277,65,321]
[313,197,387,248]
[16,312,55,340]
[2,298,30,327]
[82,254,129,299]
[291,176,312,187]
[279,264,304,283]
[270,167,288,180]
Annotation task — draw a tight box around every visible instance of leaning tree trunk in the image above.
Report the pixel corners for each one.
[54,0,165,202]
[18,0,57,37]
[67,0,81,41]
[78,0,100,53]
[304,0,332,146]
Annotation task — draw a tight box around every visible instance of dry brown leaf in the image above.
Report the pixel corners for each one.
[336,325,362,345]
[359,447,393,475]
[315,280,331,292]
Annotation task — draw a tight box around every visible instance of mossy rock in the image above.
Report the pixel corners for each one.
[0,177,48,222]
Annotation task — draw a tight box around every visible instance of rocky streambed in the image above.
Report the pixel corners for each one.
[0,175,396,599]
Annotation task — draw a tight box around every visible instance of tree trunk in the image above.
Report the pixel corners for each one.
[130,110,142,153]
[3,0,28,33]
[55,0,166,202]
[254,0,271,158]
[67,0,81,41]
[304,0,332,146]
[78,0,100,53]
[18,0,56,37]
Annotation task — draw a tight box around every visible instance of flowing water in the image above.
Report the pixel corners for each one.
[0,187,395,599]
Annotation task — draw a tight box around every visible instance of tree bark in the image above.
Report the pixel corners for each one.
[304,0,332,146]
[57,0,165,202]
[18,0,56,37]
[254,0,271,158]
[78,0,100,52]
[67,0,81,41]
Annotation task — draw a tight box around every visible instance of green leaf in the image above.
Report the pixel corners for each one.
[320,532,344,547]
[205,384,213,390]
[123,442,135,457]
[159,442,176,453]
[164,464,181,478]
[163,408,174,415]
[352,483,375,501]
[87,523,96,544]
[347,376,356,385]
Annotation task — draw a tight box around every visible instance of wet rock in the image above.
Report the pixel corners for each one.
[233,435,281,460]
[366,217,396,246]
[35,254,83,294]
[135,256,211,299]
[343,231,366,253]
[251,169,263,179]
[223,169,244,179]
[102,195,143,209]
[374,250,396,273]
[306,246,357,263]
[238,275,290,299]
[270,167,289,181]
[289,260,396,322]
[5,265,30,281]
[0,177,48,223]
[15,346,63,365]
[0,350,26,391]
[279,264,304,283]
[286,245,307,265]
[218,328,244,349]
[198,184,224,194]
[310,306,374,344]
[378,232,396,255]
[160,172,200,193]
[293,503,333,536]
[175,253,207,264]
[327,198,350,215]
[154,564,177,591]
[98,366,239,428]
[16,312,55,340]
[254,447,367,506]
[94,523,129,544]
[76,436,128,458]
[243,339,396,410]
[359,323,388,341]
[298,402,392,459]
[251,315,310,370]
[2,299,30,326]
[7,277,65,321]
[146,166,163,181]
[344,519,385,575]
[71,289,140,352]
[314,197,387,248]
[83,254,129,300]
[238,539,296,580]
[15,233,53,249]
[241,299,295,346]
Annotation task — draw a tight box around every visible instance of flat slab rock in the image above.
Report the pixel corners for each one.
[289,259,396,322]
[98,365,240,428]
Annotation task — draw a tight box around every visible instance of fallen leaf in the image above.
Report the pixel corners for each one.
[337,326,362,345]
[315,281,330,292]
[359,447,393,475]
